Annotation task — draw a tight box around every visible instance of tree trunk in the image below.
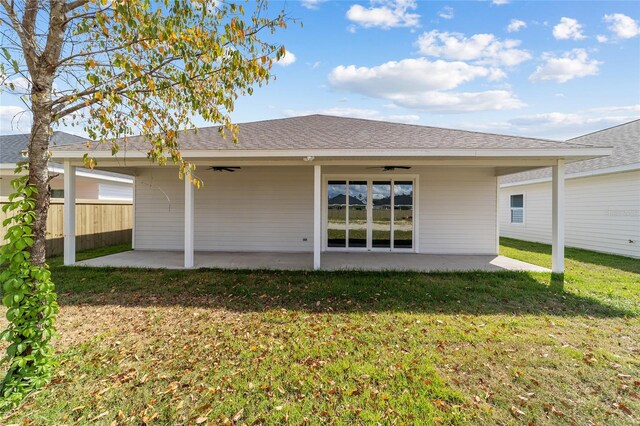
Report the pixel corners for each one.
[28,79,55,267]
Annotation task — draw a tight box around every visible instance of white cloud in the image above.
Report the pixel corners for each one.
[416,30,531,66]
[307,61,321,69]
[438,6,454,20]
[604,13,640,39]
[552,17,586,40]
[2,77,31,93]
[590,105,640,114]
[508,106,640,138]
[459,105,640,139]
[596,34,609,43]
[346,0,420,29]
[0,105,31,133]
[387,114,420,123]
[283,107,420,124]
[529,49,601,83]
[328,58,523,113]
[276,50,296,67]
[329,58,499,94]
[387,90,524,112]
[0,105,26,121]
[492,0,509,5]
[301,0,326,10]
[506,19,526,33]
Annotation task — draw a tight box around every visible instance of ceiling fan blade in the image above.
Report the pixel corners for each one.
[209,166,242,172]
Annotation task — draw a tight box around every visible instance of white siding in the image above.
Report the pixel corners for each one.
[0,173,100,199]
[134,168,188,250]
[418,167,497,255]
[500,170,640,258]
[134,166,498,255]
[98,182,134,200]
[134,167,314,252]
[0,176,12,196]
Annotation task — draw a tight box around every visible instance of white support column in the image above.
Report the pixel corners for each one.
[313,165,321,270]
[184,176,194,268]
[552,159,565,273]
[63,161,76,266]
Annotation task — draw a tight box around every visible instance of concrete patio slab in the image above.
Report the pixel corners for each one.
[74,251,550,273]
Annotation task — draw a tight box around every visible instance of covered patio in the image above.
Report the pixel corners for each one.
[51,115,612,274]
[74,250,550,272]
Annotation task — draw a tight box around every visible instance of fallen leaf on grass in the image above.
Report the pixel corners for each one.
[511,405,525,417]
[90,411,109,421]
[544,404,566,418]
[613,402,633,416]
[232,408,244,422]
[161,381,179,395]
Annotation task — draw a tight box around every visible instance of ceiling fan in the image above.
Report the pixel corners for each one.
[366,166,412,171]
[208,166,241,172]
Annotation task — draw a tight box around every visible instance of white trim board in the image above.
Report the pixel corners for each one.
[0,163,133,184]
[52,147,612,160]
[501,162,640,188]
[48,165,133,183]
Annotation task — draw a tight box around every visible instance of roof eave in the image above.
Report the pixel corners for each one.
[51,147,613,161]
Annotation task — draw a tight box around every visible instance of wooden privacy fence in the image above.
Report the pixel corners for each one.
[1,198,132,256]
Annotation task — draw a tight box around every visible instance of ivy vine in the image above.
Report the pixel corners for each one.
[0,167,59,410]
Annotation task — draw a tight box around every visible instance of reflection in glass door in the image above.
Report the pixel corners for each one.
[393,181,413,249]
[348,182,368,248]
[372,181,391,248]
[327,181,346,247]
[326,179,414,251]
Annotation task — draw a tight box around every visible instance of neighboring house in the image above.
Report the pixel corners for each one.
[0,132,133,200]
[500,120,640,259]
[51,115,611,272]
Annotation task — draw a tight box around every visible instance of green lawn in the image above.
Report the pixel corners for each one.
[1,239,639,425]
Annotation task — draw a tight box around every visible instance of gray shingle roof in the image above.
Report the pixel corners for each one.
[502,119,640,184]
[51,114,605,153]
[0,131,88,164]
[0,132,131,180]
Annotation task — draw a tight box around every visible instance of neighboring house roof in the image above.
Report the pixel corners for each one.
[0,131,88,164]
[502,119,640,185]
[0,132,132,182]
[52,114,607,153]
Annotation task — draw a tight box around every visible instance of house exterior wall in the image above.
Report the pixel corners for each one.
[0,177,12,196]
[50,175,100,199]
[133,166,498,255]
[418,167,497,254]
[98,181,134,200]
[1,172,127,200]
[500,170,640,258]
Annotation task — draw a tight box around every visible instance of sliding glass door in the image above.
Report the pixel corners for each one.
[372,181,391,248]
[326,179,414,251]
[327,181,347,248]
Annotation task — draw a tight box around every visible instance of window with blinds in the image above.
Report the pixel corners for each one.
[510,194,524,224]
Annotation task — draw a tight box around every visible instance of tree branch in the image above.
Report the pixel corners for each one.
[0,0,38,72]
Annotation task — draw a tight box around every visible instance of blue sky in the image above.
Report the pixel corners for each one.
[1,0,639,140]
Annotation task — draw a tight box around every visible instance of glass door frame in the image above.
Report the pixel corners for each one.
[322,174,418,253]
